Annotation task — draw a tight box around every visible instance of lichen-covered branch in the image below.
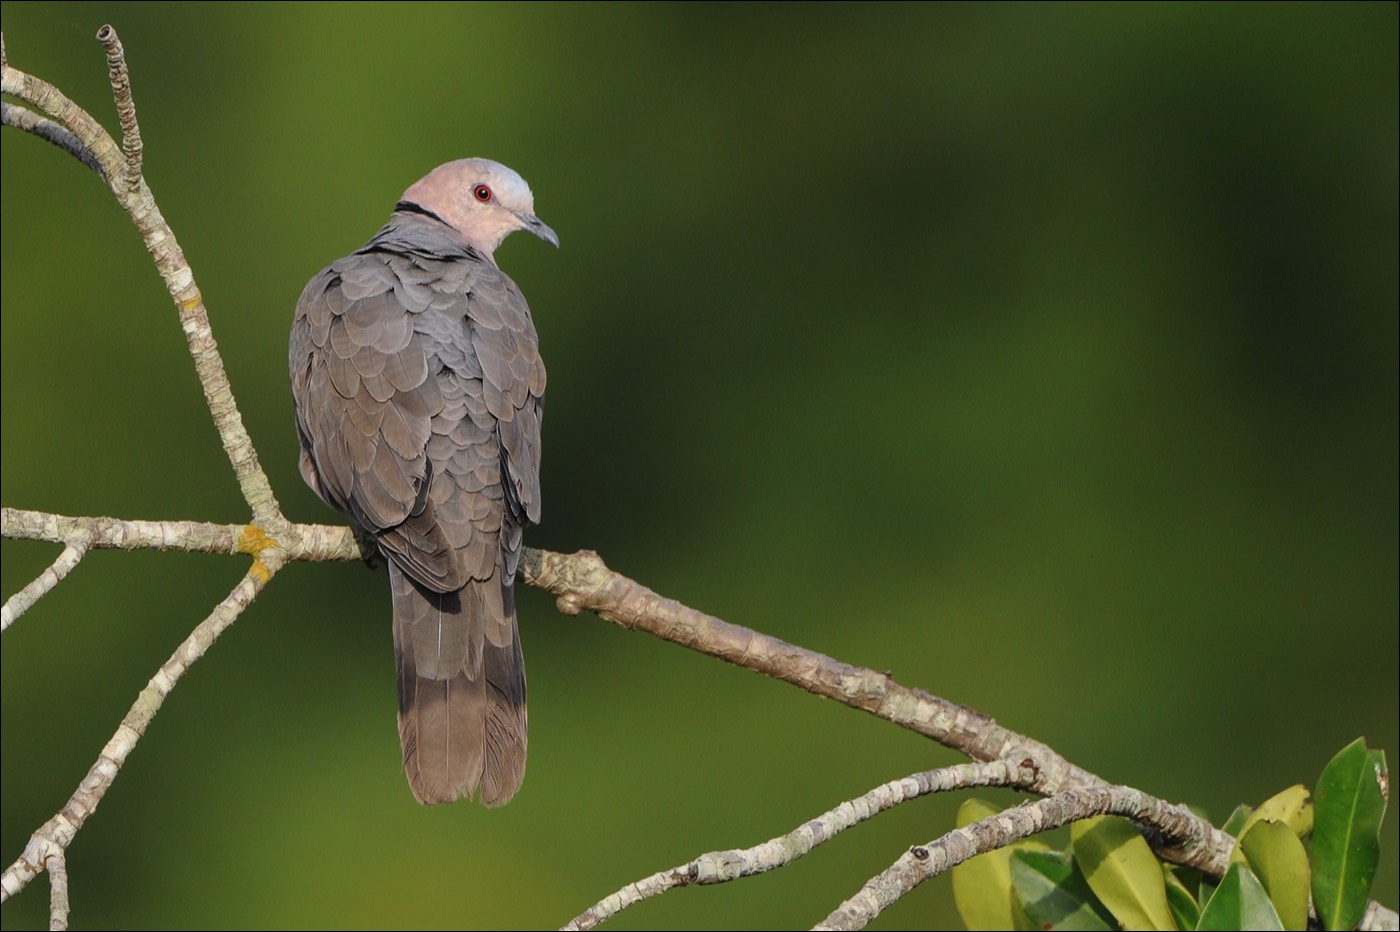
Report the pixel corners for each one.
[563,760,1038,931]
[0,508,356,564]
[815,784,1208,931]
[96,24,140,189]
[1,26,283,528]
[1363,901,1400,932]
[0,559,282,906]
[44,851,68,932]
[1,537,89,631]
[2,23,1393,932]
[0,101,104,178]
[519,549,1236,870]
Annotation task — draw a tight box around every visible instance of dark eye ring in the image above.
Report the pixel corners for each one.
[473,184,492,202]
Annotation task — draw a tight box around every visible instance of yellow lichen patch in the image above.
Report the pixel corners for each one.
[238,524,278,556]
[178,292,203,312]
[249,559,272,584]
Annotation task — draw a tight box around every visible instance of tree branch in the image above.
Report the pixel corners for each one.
[0,101,105,179]
[1,537,89,631]
[0,560,281,905]
[2,22,1393,932]
[95,24,140,190]
[1,25,284,529]
[564,760,1039,931]
[0,507,356,564]
[44,851,67,932]
[519,548,1233,875]
[815,783,1208,931]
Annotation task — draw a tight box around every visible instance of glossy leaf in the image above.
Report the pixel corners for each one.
[1071,815,1176,930]
[951,798,1050,931]
[1238,785,1313,840]
[1011,849,1115,930]
[1311,739,1389,930]
[1160,865,1200,932]
[1235,820,1309,931]
[1222,804,1255,838]
[1197,863,1284,931]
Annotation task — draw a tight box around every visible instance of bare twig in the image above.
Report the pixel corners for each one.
[2,25,284,528]
[0,101,105,178]
[1363,901,1400,932]
[563,760,1038,931]
[815,784,1207,931]
[1,537,90,631]
[95,24,140,189]
[0,560,282,902]
[44,851,67,932]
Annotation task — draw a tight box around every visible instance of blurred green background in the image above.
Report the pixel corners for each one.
[3,3,1395,929]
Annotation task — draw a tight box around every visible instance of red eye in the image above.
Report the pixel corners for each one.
[473,184,492,202]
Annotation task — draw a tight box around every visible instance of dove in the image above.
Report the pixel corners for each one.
[290,158,556,805]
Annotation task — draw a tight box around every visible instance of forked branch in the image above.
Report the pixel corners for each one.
[1,24,1393,932]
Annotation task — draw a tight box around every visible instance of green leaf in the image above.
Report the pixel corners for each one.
[1010,849,1115,930]
[951,798,1050,931]
[1238,785,1313,839]
[1197,876,1217,911]
[1071,815,1176,930]
[1160,865,1200,932]
[1235,820,1310,931]
[1197,863,1284,931]
[1222,803,1255,838]
[1310,739,1389,930]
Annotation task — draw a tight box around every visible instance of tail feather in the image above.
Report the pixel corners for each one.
[391,563,527,805]
[480,631,528,806]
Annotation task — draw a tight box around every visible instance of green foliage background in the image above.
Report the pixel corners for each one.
[2,3,1395,929]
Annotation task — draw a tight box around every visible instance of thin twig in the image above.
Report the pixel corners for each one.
[2,29,285,529]
[1,537,90,631]
[563,760,1038,931]
[0,559,283,902]
[815,784,1205,931]
[1363,901,1400,932]
[0,101,105,178]
[44,851,67,932]
[95,25,140,189]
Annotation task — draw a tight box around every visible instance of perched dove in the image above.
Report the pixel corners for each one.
[289,158,556,806]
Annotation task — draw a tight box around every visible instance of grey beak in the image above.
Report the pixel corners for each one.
[520,212,560,248]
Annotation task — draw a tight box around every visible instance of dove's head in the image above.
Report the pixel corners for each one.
[401,158,559,263]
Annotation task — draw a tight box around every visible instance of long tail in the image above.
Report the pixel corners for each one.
[389,563,527,806]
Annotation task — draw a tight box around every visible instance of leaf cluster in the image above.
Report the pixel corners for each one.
[954,739,1389,931]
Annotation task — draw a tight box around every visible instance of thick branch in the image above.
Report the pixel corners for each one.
[519,548,1232,875]
[1,507,355,563]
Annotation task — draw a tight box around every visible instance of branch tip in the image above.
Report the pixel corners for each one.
[95,24,141,188]
[1,102,108,179]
